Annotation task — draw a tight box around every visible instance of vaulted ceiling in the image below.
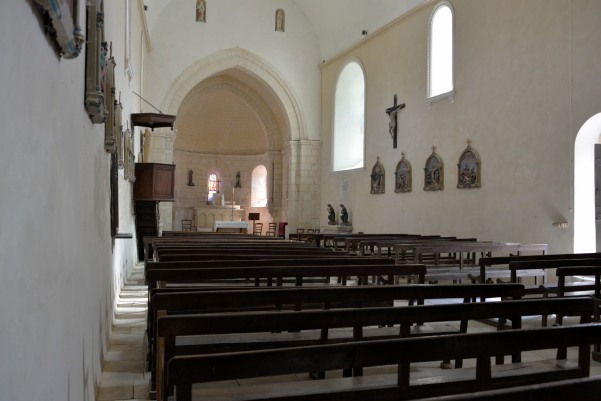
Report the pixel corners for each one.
[144,0,425,61]
[146,0,426,156]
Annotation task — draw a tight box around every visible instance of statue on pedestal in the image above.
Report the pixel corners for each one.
[327,204,338,225]
[339,204,350,226]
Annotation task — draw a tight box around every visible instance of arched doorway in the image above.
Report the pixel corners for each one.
[574,113,601,252]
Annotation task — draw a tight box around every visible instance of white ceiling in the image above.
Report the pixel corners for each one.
[143,0,426,61]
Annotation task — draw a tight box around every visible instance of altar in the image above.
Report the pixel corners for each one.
[214,221,250,233]
[193,203,245,231]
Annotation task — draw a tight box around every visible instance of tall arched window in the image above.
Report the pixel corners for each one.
[333,60,365,172]
[251,165,268,207]
[428,2,454,103]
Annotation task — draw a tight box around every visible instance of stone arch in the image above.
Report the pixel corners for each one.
[161,47,306,142]
[156,48,308,231]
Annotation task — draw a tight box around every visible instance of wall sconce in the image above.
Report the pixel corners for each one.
[552,221,569,229]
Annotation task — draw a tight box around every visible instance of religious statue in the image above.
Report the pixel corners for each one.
[187,169,195,186]
[196,0,206,22]
[385,95,405,149]
[275,9,285,32]
[339,204,349,226]
[327,204,337,225]
[234,171,241,188]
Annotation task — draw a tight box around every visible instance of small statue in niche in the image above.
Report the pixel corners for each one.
[275,8,285,32]
[234,171,241,188]
[327,204,338,225]
[187,169,195,186]
[196,0,206,22]
[339,204,350,226]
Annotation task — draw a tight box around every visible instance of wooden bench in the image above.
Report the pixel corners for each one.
[144,235,289,263]
[148,283,524,398]
[157,297,594,401]
[145,264,426,395]
[556,265,601,361]
[155,250,343,262]
[508,258,601,296]
[166,323,601,401]
[397,242,548,284]
[478,252,601,284]
[417,376,601,401]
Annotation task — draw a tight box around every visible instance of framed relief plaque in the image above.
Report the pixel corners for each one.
[370,157,385,194]
[394,153,412,193]
[424,147,444,191]
[457,139,481,189]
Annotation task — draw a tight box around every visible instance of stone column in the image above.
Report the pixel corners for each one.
[286,139,321,232]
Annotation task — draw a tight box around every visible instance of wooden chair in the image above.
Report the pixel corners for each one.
[266,222,277,236]
[181,219,192,231]
[253,222,263,236]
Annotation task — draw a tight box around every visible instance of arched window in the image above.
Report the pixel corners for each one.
[333,60,365,172]
[251,165,268,207]
[207,173,219,202]
[428,2,454,103]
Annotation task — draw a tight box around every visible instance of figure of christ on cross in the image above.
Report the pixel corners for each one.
[386,95,406,148]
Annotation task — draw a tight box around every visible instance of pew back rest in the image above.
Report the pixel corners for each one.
[166,324,601,400]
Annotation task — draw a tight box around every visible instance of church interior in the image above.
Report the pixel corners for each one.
[2,0,601,400]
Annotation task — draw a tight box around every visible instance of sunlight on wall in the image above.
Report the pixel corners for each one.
[428,3,453,98]
[574,113,601,252]
[333,61,365,171]
[251,165,268,207]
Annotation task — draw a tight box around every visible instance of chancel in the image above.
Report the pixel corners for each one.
[5,1,601,401]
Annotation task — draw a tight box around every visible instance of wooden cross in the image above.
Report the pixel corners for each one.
[385,95,406,149]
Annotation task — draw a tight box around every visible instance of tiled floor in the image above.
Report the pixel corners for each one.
[96,265,601,401]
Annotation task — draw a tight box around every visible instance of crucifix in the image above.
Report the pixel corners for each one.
[385,95,406,149]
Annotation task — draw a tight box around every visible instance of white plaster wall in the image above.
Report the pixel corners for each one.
[143,0,321,141]
[320,0,601,253]
[0,2,142,400]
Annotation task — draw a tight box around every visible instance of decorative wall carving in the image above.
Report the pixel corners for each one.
[85,0,106,124]
[424,146,444,191]
[394,152,412,193]
[457,139,481,189]
[370,156,385,194]
[32,0,84,59]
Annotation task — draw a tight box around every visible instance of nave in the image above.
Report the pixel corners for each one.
[96,263,601,401]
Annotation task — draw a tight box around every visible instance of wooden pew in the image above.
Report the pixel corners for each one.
[148,283,524,398]
[322,234,441,252]
[556,265,601,299]
[417,376,601,401]
[144,234,288,264]
[155,248,342,262]
[508,258,601,296]
[166,323,601,401]
[365,238,478,258]
[145,264,426,394]
[556,265,601,360]
[478,252,601,284]
[397,242,548,284]
[157,297,594,401]
[145,264,426,290]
